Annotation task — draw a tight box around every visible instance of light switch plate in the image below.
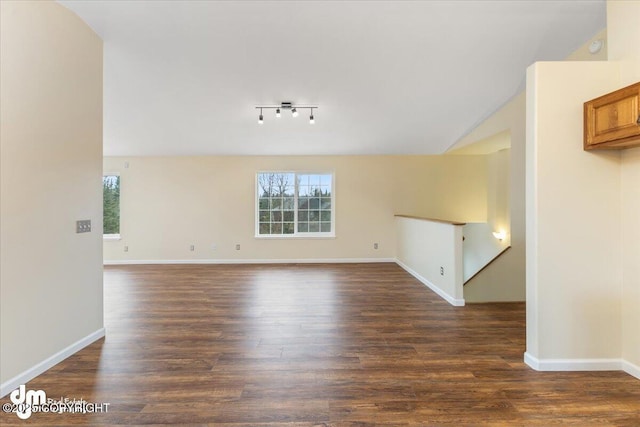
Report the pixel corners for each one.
[76,219,91,233]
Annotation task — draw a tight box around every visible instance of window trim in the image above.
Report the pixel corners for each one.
[103,172,121,240]
[255,170,336,239]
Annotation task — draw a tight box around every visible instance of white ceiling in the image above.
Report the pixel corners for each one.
[59,0,606,156]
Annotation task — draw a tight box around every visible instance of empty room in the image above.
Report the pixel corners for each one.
[1,0,639,425]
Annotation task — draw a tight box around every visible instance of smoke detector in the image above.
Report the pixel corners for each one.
[588,39,604,54]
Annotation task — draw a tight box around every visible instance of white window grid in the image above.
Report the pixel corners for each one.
[255,171,335,238]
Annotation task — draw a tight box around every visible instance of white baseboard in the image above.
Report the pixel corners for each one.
[0,328,105,398]
[524,352,621,371]
[395,259,465,307]
[622,359,640,380]
[525,352,640,380]
[104,258,396,265]
[524,351,541,370]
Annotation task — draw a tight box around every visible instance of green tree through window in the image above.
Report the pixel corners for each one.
[103,175,120,235]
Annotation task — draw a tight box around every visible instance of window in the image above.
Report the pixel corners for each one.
[103,175,120,238]
[257,172,334,237]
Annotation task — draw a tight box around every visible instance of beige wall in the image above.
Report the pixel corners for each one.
[523,0,640,377]
[452,92,527,302]
[449,28,609,303]
[392,155,488,224]
[607,0,640,85]
[486,149,510,236]
[104,155,487,262]
[462,148,510,282]
[621,148,640,370]
[526,61,623,363]
[608,0,640,373]
[463,148,522,302]
[565,28,608,62]
[0,0,103,387]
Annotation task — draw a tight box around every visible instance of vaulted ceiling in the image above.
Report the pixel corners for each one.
[59,0,606,156]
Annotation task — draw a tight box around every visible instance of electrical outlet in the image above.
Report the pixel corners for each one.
[124,246,129,252]
[189,245,195,251]
[374,243,379,250]
[235,244,241,250]
[76,219,91,233]
[211,243,217,250]
[440,266,444,276]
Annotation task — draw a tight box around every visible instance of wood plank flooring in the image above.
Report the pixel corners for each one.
[1,263,638,426]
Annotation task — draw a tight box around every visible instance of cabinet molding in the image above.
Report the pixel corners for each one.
[584,82,640,150]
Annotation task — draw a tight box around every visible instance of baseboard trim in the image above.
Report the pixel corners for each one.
[524,352,621,371]
[395,259,465,307]
[0,328,105,398]
[523,351,541,370]
[622,359,640,380]
[104,258,396,265]
[525,352,639,379]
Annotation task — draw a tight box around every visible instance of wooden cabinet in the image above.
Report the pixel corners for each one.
[584,82,640,150]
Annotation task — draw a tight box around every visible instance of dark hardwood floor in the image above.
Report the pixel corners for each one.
[1,263,638,426]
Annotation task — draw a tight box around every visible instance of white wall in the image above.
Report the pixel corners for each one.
[0,0,104,392]
[395,216,464,306]
[103,155,487,263]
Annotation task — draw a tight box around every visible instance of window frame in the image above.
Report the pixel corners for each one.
[103,172,121,240]
[255,170,336,239]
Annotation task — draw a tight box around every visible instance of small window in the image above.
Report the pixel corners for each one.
[257,172,334,237]
[103,175,120,238]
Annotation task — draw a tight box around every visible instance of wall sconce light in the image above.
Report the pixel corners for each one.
[255,102,318,124]
[492,230,507,241]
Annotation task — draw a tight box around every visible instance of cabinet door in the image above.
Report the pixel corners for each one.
[584,82,640,150]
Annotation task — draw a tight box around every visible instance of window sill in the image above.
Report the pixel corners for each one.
[103,234,121,241]
[255,234,336,240]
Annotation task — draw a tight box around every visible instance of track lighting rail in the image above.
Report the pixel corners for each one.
[256,102,318,124]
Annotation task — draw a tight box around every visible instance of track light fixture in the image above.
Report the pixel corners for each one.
[255,102,318,124]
